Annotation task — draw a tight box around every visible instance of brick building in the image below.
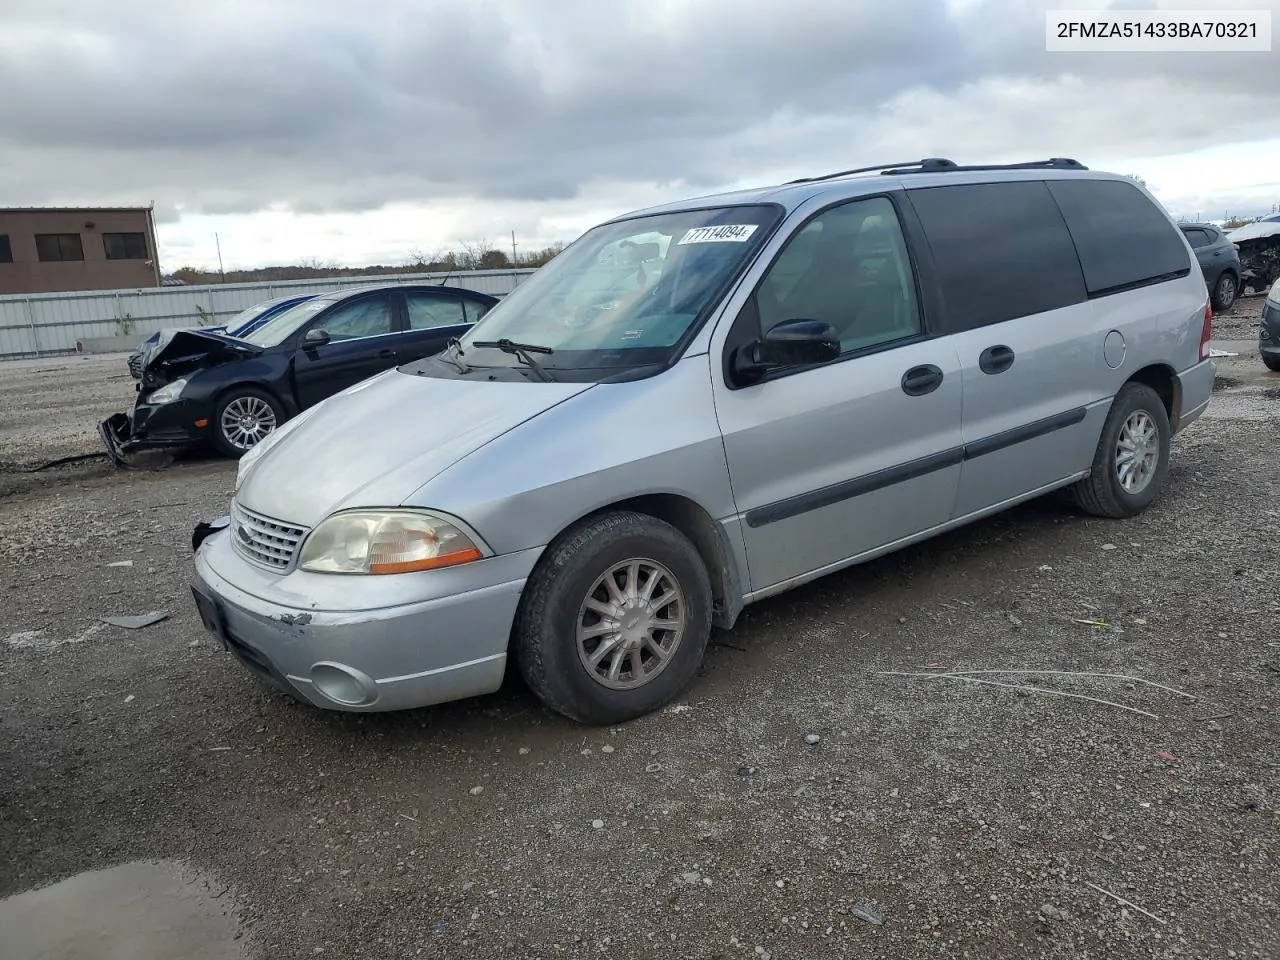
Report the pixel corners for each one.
[0,206,161,295]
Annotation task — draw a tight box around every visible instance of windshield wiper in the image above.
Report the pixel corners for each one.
[471,339,557,382]
[437,336,471,374]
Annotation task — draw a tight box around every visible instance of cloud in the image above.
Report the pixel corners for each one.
[2,0,1277,268]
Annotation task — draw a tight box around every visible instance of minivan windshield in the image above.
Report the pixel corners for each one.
[451,204,781,376]
[241,297,333,347]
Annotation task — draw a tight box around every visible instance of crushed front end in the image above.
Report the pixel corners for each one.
[98,329,262,465]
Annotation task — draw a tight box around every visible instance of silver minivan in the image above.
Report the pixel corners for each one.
[191,157,1216,724]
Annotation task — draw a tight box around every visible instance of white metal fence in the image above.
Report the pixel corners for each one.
[0,269,537,360]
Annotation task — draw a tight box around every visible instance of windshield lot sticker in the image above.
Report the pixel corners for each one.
[678,224,758,244]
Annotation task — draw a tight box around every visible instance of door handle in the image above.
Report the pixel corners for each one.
[978,344,1015,375]
[901,364,944,396]
[377,349,396,359]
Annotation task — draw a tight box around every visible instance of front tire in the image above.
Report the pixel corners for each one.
[1263,353,1280,372]
[514,510,713,725]
[1211,272,1238,312]
[1070,382,1171,519]
[212,387,284,459]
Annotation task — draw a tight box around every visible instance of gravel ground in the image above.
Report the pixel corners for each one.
[2,342,1278,960]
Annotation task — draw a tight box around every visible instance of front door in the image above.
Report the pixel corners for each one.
[292,292,397,408]
[713,195,964,594]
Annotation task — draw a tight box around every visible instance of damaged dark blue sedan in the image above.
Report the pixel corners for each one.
[101,282,497,461]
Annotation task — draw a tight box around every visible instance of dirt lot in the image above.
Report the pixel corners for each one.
[2,305,1279,959]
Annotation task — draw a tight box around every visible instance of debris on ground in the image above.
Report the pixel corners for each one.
[877,671,1162,718]
[849,904,884,925]
[1081,880,1166,925]
[98,611,168,629]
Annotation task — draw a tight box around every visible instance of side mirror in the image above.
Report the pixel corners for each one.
[303,328,330,346]
[732,318,840,384]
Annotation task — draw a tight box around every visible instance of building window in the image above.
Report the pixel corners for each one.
[35,233,85,262]
[103,232,148,260]
[0,234,11,263]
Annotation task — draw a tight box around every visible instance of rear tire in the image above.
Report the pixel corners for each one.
[1070,383,1171,519]
[1211,272,1237,312]
[514,510,713,725]
[1263,354,1280,372]
[212,387,284,459]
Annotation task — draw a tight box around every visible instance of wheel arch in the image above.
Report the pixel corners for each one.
[536,493,746,631]
[1125,363,1181,432]
[212,380,291,417]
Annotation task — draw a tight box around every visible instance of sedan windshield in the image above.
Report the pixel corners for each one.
[456,204,781,375]
[241,298,332,347]
[222,300,278,336]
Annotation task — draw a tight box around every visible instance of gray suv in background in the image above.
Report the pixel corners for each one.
[1179,221,1242,312]
[192,157,1215,725]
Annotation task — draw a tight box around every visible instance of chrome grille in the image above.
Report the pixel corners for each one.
[230,501,308,570]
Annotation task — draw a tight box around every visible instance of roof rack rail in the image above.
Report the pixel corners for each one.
[787,158,958,184]
[880,157,1088,176]
[787,157,1088,185]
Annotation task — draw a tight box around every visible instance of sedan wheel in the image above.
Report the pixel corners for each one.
[213,388,284,458]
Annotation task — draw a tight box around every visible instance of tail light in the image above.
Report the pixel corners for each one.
[1199,301,1213,361]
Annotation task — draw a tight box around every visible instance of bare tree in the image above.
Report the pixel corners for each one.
[456,238,493,270]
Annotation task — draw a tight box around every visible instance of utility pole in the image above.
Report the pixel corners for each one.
[511,230,518,268]
[215,232,226,282]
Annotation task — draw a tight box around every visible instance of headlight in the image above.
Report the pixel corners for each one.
[297,510,489,574]
[1268,278,1280,304]
[146,378,188,405]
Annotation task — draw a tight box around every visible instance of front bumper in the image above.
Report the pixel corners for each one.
[99,397,211,465]
[191,526,537,712]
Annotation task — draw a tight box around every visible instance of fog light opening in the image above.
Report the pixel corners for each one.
[310,662,376,706]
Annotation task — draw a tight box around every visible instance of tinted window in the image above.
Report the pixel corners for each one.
[463,297,493,323]
[0,234,11,263]
[1047,179,1191,296]
[908,181,1085,332]
[757,196,921,355]
[1180,226,1210,249]
[405,292,466,330]
[35,233,84,262]
[311,295,393,340]
[103,232,148,259]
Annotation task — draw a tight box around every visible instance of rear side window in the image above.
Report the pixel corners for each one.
[1181,227,1212,249]
[1046,179,1191,296]
[907,181,1086,333]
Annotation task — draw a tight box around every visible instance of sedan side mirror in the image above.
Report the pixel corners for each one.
[303,328,330,346]
[731,318,840,385]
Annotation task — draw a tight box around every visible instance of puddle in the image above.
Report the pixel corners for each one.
[0,859,247,960]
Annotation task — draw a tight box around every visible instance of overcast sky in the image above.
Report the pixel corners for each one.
[2,0,1278,271]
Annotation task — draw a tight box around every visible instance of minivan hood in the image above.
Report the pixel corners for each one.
[140,328,262,385]
[235,369,593,527]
